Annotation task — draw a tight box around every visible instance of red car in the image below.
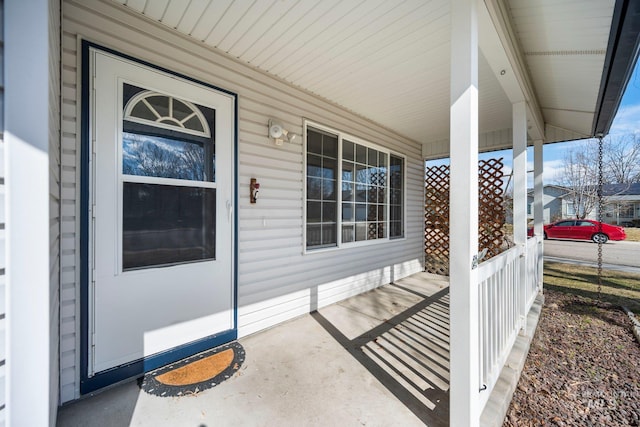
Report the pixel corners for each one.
[527,219,626,243]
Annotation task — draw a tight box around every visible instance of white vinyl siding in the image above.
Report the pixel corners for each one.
[61,0,423,401]
[59,17,80,404]
[49,0,61,423]
[566,201,586,218]
[0,0,5,423]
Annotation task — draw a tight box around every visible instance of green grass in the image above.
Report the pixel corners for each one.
[624,227,640,242]
[544,262,640,312]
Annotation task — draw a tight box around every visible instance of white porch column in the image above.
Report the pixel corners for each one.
[534,139,544,290]
[512,101,528,329]
[5,0,52,425]
[512,102,528,245]
[449,0,480,424]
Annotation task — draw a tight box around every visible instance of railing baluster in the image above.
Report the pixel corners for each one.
[477,236,542,410]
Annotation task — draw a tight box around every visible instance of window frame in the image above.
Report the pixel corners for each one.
[124,89,211,138]
[388,153,406,240]
[303,120,406,254]
[119,80,218,271]
[618,203,634,217]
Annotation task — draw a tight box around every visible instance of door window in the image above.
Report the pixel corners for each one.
[88,49,235,386]
[122,83,217,270]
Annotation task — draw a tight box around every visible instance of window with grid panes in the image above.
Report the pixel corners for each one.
[306,128,338,249]
[305,124,405,250]
[341,139,388,242]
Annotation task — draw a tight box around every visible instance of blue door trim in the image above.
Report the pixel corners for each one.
[80,41,239,395]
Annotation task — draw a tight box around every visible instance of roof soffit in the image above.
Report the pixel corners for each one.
[111,0,524,145]
[507,0,615,140]
[481,0,545,142]
[109,0,623,148]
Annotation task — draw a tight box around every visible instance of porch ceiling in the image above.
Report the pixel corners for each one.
[113,0,626,147]
[508,0,616,140]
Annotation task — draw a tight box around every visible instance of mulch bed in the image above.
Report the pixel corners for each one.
[504,290,640,426]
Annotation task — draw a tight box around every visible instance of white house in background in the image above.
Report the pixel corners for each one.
[3,0,639,426]
[603,183,640,226]
[527,183,640,225]
[526,185,597,223]
[526,185,568,223]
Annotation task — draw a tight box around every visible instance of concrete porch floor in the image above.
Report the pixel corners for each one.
[57,272,451,427]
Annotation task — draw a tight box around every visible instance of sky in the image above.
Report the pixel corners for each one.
[426,59,640,188]
[538,60,640,184]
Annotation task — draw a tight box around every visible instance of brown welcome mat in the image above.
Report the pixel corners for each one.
[141,341,245,397]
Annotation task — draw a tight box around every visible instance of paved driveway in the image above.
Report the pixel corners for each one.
[543,239,640,268]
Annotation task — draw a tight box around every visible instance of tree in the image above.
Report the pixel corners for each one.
[123,132,207,181]
[602,133,640,184]
[556,142,599,219]
[556,133,640,221]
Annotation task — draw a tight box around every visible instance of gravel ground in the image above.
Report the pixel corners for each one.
[504,290,640,426]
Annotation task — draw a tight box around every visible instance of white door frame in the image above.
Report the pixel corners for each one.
[80,42,238,394]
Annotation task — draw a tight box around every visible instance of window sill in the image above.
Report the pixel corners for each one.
[304,235,406,255]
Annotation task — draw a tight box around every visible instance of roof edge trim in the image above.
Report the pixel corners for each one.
[592,0,640,137]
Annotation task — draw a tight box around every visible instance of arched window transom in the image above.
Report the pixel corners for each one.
[124,90,211,138]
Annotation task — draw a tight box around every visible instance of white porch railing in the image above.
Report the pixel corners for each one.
[477,235,542,410]
[525,237,542,311]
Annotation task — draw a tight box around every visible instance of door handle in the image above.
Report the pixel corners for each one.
[226,200,233,222]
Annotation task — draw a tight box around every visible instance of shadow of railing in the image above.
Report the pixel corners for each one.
[312,285,450,426]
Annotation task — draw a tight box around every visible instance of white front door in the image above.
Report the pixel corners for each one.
[89,49,235,376]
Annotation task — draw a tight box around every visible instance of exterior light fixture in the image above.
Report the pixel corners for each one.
[268,119,297,145]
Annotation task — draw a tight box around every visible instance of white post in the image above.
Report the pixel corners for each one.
[534,139,544,291]
[449,0,480,424]
[512,101,528,330]
[5,0,52,425]
[512,102,528,245]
